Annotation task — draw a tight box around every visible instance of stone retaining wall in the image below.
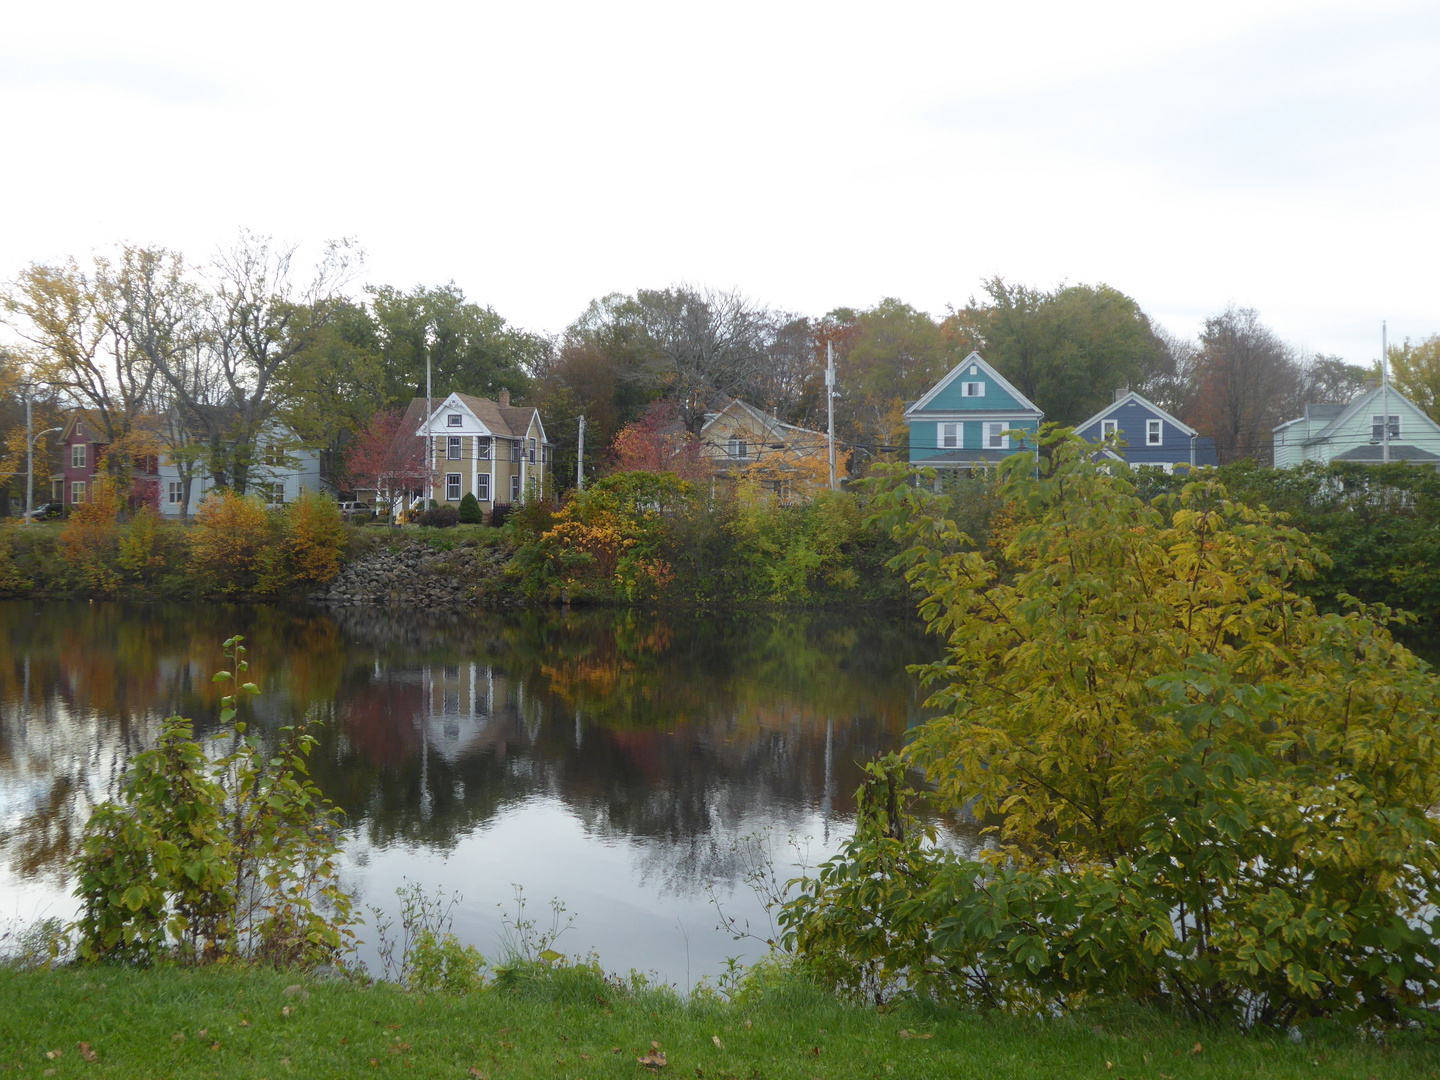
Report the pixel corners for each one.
[309,537,515,609]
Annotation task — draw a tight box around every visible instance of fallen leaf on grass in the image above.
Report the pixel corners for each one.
[386,1024,402,1030]
[281,1006,292,1018]
[467,1069,487,1079]
[240,1020,251,1028]
[1105,1061,1112,1070]
[44,1051,61,1060]
[580,1053,592,1061]
[279,1057,289,1067]
[1190,1041,1202,1055]
[210,1042,221,1051]
[282,985,309,998]
[712,1036,723,1050]
[743,1020,752,1030]
[369,1059,378,1067]
[897,1030,931,1040]
[171,1033,185,1043]
[78,1042,97,1063]
[637,1049,668,1069]
[612,1047,623,1054]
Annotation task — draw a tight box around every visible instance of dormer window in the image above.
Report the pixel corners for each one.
[447,413,462,428]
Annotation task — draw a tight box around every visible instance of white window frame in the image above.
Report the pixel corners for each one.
[71,444,86,469]
[476,473,490,502]
[940,422,961,449]
[447,413,462,428]
[728,436,748,459]
[510,440,521,463]
[447,435,462,460]
[961,381,985,398]
[1101,419,1118,440]
[1372,414,1400,440]
[1146,419,1162,446]
[528,437,536,465]
[270,483,286,505]
[446,473,461,501]
[510,474,520,502]
[984,423,1010,450]
[476,436,491,460]
[168,481,183,505]
[72,480,86,503]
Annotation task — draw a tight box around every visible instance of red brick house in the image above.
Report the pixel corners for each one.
[53,410,161,512]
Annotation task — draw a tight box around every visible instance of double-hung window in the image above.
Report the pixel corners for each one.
[984,423,1009,450]
[939,422,961,449]
[446,473,461,501]
[270,483,285,505]
[510,474,520,502]
[528,438,536,464]
[510,440,522,463]
[71,444,86,469]
[1372,414,1400,440]
[476,473,490,502]
[1101,419,1118,440]
[72,480,86,503]
[476,436,491,460]
[447,435,462,460]
[728,437,748,459]
[168,481,183,505]
[961,381,985,398]
[1146,419,1162,445]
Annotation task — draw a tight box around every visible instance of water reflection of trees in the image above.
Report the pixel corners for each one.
[0,601,937,890]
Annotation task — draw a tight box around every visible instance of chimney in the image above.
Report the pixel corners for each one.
[498,388,510,408]
[1114,386,1129,403]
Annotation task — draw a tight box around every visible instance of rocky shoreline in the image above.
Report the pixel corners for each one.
[308,536,518,609]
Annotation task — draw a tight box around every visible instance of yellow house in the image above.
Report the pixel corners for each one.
[699,399,845,500]
[405,390,551,510]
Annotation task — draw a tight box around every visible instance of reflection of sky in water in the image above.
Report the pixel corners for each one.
[0,601,956,986]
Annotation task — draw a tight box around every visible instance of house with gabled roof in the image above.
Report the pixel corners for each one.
[1273,385,1440,469]
[406,389,552,512]
[699,398,844,500]
[1075,389,1217,471]
[904,352,1043,470]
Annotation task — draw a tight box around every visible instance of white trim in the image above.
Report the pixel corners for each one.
[939,421,962,449]
[1101,418,1118,439]
[420,393,494,437]
[983,422,1011,450]
[904,352,1044,419]
[1075,391,1197,439]
[1146,419,1163,445]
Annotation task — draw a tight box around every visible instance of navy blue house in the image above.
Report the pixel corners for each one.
[1074,390,1217,470]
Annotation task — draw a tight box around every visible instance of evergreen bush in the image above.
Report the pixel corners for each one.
[458,492,483,524]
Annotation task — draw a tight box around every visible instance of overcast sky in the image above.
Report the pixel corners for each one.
[3,0,1436,364]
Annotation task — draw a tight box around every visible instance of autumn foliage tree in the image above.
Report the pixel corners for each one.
[344,407,428,509]
[609,400,709,482]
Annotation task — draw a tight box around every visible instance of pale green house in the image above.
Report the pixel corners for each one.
[1273,386,1440,469]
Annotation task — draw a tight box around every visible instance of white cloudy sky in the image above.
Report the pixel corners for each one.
[2,0,1436,363]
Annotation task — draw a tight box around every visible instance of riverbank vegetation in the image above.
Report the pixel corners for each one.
[779,432,1440,1029]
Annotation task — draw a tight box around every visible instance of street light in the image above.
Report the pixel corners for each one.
[22,382,61,523]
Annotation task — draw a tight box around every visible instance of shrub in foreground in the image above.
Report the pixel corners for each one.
[70,637,355,966]
[783,432,1440,1028]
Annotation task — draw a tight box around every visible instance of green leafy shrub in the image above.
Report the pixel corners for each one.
[783,432,1440,1027]
[458,492,483,524]
[70,636,355,967]
[418,505,459,527]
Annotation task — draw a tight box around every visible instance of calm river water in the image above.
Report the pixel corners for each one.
[0,600,962,988]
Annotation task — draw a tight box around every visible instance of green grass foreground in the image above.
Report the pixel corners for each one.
[3,965,1438,1080]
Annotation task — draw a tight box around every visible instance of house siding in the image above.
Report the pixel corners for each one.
[1274,390,1440,468]
[905,353,1044,468]
[1076,399,1217,468]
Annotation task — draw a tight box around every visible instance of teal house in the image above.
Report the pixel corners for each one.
[1273,385,1440,469]
[905,352,1043,470]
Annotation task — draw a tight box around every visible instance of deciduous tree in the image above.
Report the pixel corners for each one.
[1389,333,1440,419]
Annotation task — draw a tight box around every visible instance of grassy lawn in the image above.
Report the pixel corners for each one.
[2,964,1437,1079]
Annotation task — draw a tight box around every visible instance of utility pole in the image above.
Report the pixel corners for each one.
[1382,320,1390,464]
[576,414,586,491]
[826,344,838,488]
[425,342,433,506]
[23,387,33,524]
